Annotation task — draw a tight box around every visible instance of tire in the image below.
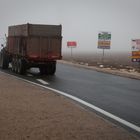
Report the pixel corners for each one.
[0,50,9,69]
[39,61,56,75]
[17,59,26,75]
[15,58,18,73]
[49,61,56,75]
[12,58,15,72]
[12,58,26,74]
[39,67,46,75]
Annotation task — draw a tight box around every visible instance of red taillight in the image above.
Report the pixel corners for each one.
[47,53,60,59]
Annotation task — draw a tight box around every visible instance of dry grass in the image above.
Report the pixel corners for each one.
[63,52,140,72]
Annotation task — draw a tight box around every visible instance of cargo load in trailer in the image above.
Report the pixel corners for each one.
[0,23,62,75]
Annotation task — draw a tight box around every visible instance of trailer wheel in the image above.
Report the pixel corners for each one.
[39,66,51,75]
[17,59,26,75]
[12,58,15,72]
[39,61,56,75]
[15,58,18,73]
[39,67,46,75]
[0,51,9,69]
[45,61,56,75]
[49,61,56,75]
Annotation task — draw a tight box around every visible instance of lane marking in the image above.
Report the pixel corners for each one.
[37,79,49,85]
[0,71,140,133]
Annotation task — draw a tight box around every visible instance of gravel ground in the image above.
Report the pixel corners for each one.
[0,71,138,140]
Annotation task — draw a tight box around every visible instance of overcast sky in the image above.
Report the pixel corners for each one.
[0,0,140,53]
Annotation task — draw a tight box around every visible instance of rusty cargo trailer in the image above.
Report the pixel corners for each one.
[0,23,62,75]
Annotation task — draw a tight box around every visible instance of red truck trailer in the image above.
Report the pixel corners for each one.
[0,23,62,75]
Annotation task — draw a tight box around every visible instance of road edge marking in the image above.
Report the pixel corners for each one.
[1,71,140,133]
[36,79,49,85]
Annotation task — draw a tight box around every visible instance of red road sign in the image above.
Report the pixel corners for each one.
[67,41,77,47]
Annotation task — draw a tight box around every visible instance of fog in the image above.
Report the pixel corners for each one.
[0,0,140,54]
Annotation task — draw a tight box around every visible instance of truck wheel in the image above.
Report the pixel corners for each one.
[49,61,56,75]
[12,58,15,72]
[0,52,9,69]
[39,67,46,75]
[39,61,56,75]
[39,66,51,75]
[15,58,18,73]
[17,59,26,75]
[39,67,51,75]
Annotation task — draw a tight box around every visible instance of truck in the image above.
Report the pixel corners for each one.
[0,23,62,75]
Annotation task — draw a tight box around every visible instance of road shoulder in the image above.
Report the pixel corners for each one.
[59,60,140,80]
[0,71,138,140]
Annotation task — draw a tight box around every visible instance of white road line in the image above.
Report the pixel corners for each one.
[1,71,140,133]
[37,79,49,85]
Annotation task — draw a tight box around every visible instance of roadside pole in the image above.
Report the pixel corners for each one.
[102,49,105,64]
[131,39,140,73]
[71,47,73,60]
[98,32,111,65]
[67,41,77,61]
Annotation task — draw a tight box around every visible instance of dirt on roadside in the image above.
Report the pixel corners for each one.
[0,71,138,140]
[59,60,140,80]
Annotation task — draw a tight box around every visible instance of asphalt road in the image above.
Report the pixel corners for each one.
[1,62,140,133]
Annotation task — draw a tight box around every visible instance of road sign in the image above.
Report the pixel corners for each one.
[131,39,140,51]
[67,41,77,59]
[98,32,111,49]
[67,41,77,48]
[131,39,140,62]
[131,51,140,62]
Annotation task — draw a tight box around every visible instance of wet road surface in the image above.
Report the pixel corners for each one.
[1,62,140,133]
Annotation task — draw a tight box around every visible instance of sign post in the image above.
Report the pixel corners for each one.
[67,41,77,60]
[131,39,140,72]
[131,39,140,62]
[102,48,105,63]
[98,32,111,64]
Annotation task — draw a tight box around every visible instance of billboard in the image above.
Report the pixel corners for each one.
[67,41,77,48]
[131,39,140,50]
[131,39,140,62]
[131,51,140,62]
[98,32,111,49]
